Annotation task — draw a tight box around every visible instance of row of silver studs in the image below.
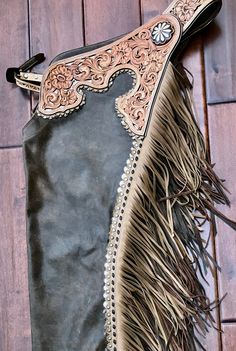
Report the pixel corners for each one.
[36,92,86,119]
[103,138,143,350]
[36,68,137,122]
[114,72,139,139]
[36,65,142,349]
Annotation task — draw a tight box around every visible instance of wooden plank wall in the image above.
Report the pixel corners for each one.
[205,0,236,349]
[0,0,235,350]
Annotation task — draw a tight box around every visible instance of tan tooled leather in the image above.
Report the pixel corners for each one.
[36,0,218,136]
[37,15,181,136]
[165,0,204,25]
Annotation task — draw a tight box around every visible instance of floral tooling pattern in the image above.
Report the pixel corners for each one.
[172,0,204,24]
[38,16,180,136]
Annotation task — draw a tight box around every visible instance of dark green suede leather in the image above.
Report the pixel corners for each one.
[22,40,133,349]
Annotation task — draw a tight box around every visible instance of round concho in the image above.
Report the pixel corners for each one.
[151,22,173,45]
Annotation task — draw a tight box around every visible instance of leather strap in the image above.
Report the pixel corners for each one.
[6,53,45,91]
[165,0,221,39]
[165,0,222,60]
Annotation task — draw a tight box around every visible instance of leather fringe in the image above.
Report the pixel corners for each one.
[115,62,236,351]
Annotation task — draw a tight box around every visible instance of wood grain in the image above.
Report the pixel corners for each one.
[204,0,236,104]
[0,148,31,351]
[141,0,171,22]
[208,104,236,321]
[0,0,30,147]
[83,0,141,45]
[30,0,84,71]
[221,324,236,351]
[29,0,84,114]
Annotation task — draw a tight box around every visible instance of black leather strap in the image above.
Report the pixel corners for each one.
[181,0,222,41]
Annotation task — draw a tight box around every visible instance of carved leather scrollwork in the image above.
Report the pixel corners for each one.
[37,15,181,136]
[171,0,204,24]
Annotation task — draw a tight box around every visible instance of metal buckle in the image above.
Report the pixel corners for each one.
[6,53,45,92]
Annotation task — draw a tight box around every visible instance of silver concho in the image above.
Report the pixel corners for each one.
[151,22,173,45]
